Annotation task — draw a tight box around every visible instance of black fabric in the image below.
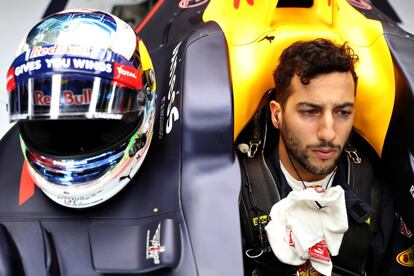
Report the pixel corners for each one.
[239,153,280,252]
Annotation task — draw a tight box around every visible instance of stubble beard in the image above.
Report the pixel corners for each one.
[280,120,341,176]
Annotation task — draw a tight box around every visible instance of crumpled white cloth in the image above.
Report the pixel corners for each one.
[264,186,348,276]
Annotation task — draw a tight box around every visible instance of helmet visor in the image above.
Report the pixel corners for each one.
[9,74,147,122]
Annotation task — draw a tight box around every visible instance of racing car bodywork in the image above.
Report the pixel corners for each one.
[0,0,414,275]
[202,0,414,234]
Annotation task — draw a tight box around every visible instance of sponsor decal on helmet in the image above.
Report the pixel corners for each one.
[116,65,137,79]
[146,223,165,265]
[10,114,29,121]
[11,53,114,83]
[166,42,182,135]
[35,89,92,106]
[91,113,123,120]
[178,0,209,8]
[30,45,93,59]
[113,62,142,90]
[58,193,96,207]
[10,49,143,91]
[71,58,112,73]
[396,246,414,267]
[14,60,42,77]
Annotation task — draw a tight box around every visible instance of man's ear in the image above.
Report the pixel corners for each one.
[269,100,282,129]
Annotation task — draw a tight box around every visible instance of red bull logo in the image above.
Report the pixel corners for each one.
[35,89,92,106]
[30,45,92,58]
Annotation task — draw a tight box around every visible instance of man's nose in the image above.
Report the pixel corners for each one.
[317,113,336,142]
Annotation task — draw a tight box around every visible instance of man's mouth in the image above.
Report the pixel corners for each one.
[311,147,338,160]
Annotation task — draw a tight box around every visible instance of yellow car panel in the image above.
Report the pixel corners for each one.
[203,0,395,156]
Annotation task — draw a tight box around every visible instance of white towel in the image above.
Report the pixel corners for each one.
[265,186,348,276]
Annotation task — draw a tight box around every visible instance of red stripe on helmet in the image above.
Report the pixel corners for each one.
[6,67,16,93]
[19,161,35,206]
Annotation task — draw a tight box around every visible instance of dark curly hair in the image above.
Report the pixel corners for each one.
[273,38,359,108]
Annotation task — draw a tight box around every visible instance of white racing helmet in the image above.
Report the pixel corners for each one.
[6,9,156,208]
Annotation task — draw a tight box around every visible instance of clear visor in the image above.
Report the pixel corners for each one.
[9,75,147,122]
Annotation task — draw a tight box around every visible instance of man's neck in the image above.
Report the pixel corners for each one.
[278,138,328,182]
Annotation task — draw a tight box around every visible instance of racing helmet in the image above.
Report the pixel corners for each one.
[6,10,156,208]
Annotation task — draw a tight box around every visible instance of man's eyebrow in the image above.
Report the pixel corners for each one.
[334,102,354,109]
[296,102,322,109]
[296,102,354,108]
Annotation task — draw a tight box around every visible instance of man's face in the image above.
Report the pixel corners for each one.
[270,72,355,181]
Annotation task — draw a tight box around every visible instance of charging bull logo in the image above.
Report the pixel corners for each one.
[35,89,92,106]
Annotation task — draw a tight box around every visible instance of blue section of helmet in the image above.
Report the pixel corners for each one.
[29,149,125,185]
[10,48,134,84]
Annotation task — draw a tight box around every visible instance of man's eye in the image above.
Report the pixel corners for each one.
[302,109,319,116]
[335,110,352,117]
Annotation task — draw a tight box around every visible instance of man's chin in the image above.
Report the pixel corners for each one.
[307,159,337,175]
